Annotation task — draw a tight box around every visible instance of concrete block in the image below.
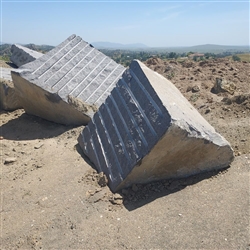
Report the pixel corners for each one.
[11,34,125,125]
[78,60,234,192]
[0,79,22,111]
[11,44,43,67]
[0,67,12,81]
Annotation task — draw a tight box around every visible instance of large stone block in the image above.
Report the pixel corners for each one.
[11,44,43,67]
[11,34,125,125]
[78,60,234,192]
[0,79,22,111]
[0,67,12,81]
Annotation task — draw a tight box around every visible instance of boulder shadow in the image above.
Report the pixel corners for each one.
[6,62,18,69]
[118,166,230,211]
[74,142,230,212]
[0,111,77,140]
[75,143,97,170]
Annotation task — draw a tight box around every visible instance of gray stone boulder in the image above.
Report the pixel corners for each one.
[11,44,43,67]
[213,78,236,95]
[78,60,234,192]
[11,34,125,125]
[0,79,22,111]
[0,67,12,81]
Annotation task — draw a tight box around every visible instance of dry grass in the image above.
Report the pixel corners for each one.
[234,53,250,62]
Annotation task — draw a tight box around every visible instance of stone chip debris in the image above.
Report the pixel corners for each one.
[78,60,234,192]
[11,34,125,125]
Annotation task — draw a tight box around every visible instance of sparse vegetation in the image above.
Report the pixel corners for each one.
[0,43,54,58]
[233,53,250,62]
[0,43,249,67]
[232,55,241,61]
[100,49,250,67]
[0,55,10,61]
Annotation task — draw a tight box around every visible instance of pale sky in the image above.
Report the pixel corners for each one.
[1,0,249,47]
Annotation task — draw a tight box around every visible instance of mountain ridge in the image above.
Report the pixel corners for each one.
[91,41,148,49]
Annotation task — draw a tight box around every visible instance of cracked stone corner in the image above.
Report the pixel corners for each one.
[67,95,98,118]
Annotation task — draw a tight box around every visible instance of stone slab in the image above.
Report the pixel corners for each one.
[0,67,12,81]
[11,44,43,67]
[78,60,234,192]
[0,79,22,111]
[11,34,125,125]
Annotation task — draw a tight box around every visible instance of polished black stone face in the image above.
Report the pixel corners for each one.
[78,60,171,192]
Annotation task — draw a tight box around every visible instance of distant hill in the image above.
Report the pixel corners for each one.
[188,44,249,53]
[0,43,54,57]
[0,44,12,56]
[91,41,148,49]
[1,41,249,59]
[90,42,249,53]
[24,44,54,53]
[147,44,249,54]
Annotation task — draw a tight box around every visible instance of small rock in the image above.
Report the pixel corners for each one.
[0,136,3,140]
[34,144,44,149]
[86,190,97,196]
[97,172,108,187]
[199,104,206,109]
[4,157,16,164]
[110,199,123,205]
[109,193,123,205]
[110,193,123,205]
[213,78,236,95]
[192,85,200,93]
[87,175,92,180]
[205,108,211,114]
[113,193,123,200]
[88,189,107,203]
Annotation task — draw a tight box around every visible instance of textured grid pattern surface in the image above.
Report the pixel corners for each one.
[19,34,125,106]
[79,62,171,191]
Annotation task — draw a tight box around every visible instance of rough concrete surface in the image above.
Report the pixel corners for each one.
[78,60,234,192]
[0,79,22,111]
[11,34,125,125]
[0,67,12,81]
[10,44,43,67]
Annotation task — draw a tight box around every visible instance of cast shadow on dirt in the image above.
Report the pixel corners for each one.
[75,143,230,211]
[119,166,230,211]
[6,62,18,68]
[0,111,77,140]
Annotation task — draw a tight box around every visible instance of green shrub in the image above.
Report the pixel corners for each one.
[232,55,241,61]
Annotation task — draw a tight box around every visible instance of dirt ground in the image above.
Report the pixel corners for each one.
[0,57,249,249]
